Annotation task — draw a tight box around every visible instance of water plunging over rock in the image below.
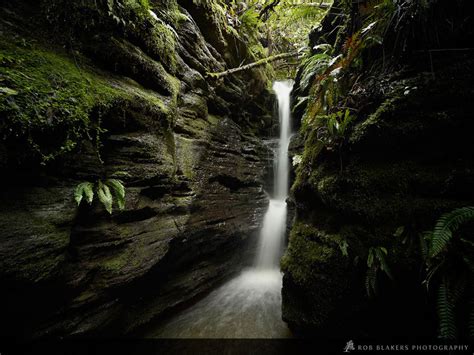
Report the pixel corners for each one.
[256,81,293,270]
[145,81,294,338]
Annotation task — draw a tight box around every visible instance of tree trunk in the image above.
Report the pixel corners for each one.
[206,52,299,79]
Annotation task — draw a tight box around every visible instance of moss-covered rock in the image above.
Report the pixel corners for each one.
[0,0,274,338]
[283,0,474,337]
[0,37,121,165]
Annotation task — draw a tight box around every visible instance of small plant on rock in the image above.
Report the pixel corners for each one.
[422,206,474,339]
[366,246,393,297]
[75,178,126,214]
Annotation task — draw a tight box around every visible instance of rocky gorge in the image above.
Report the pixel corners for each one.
[0,0,275,338]
[1,0,473,345]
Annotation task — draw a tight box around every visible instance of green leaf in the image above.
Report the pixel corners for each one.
[419,232,430,261]
[74,182,94,206]
[97,180,113,214]
[366,266,377,297]
[430,206,474,257]
[437,277,457,339]
[106,179,125,210]
[339,240,349,257]
[313,43,333,54]
[0,87,18,96]
[393,226,405,237]
[367,248,374,268]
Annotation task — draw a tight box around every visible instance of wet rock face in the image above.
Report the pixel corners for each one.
[283,67,474,337]
[0,0,273,338]
[281,0,474,338]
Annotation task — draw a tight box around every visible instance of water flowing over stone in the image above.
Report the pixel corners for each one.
[256,80,294,269]
[146,81,293,338]
[273,81,293,200]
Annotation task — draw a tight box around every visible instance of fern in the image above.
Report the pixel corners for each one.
[338,239,349,257]
[106,179,126,210]
[74,178,126,214]
[366,246,392,297]
[299,51,332,93]
[97,180,113,214]
[287,4,326,23]
[423,206,474,339]
[366,266,377,297]
[419,231,430,261]
[430,206,474,258]
[375,247,393,280]
[74,182,94,206]
[437,277,457,339]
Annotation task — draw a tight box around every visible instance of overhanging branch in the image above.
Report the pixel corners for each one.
[206,52,299,79]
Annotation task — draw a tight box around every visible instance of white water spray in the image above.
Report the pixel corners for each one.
[274,81,293,200]
[256,80,293,269]
[147,81,293,338]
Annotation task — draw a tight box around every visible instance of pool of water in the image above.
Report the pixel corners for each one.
[144,269,292,338]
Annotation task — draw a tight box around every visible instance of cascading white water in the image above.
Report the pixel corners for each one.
[145,81,293,339]
[274,81,293,200]
[256,80,293,269]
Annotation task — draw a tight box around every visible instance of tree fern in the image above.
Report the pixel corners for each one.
[430,206,474,258]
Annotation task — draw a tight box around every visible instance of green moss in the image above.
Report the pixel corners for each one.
[74,289,97,304]
[207,114,219,126]
[42,0,178,73]
[175,136,198,179]
[156,0,189,28]
[142,21,177,73]
[102,251,132,271]
[291,127,325,193]
[0,37,127,164]
[349,95,402,144]
[281,222,336,284]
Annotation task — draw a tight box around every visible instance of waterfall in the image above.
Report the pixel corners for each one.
[256,80,293,269]
[147,81,294,338]
[274,81,293,200]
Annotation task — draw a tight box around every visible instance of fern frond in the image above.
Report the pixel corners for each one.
[287,5,326,23]
[367,248,374,268]
[430,207,474,258]
[437,277,457,339]
[74,182,94,206]
[97,180,113,214]
[106,179,126,210]
[366,266,377,297]
[299,52,331,92]
[419,232,431,261]
[375,248,393,280]
[338,239,349,257]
